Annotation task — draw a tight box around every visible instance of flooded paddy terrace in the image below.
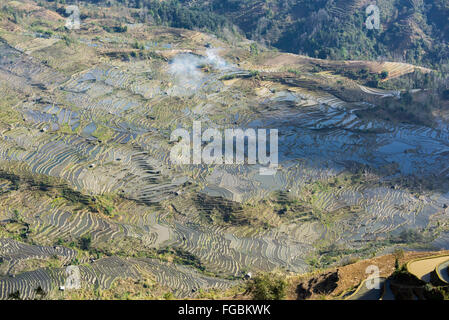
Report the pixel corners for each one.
[0,27,448,298]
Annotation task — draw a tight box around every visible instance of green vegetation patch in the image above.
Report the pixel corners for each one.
[247,272,287,300]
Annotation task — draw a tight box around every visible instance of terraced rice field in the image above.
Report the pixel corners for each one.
[436,260,449,284]
[0,1,448,299]
[0,239,234,299]
[0,238,76,274]
[407,256,449,282]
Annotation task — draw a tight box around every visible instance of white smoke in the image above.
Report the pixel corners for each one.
[205,48,229,70]
[169,54,205,88]
[168,49,231,91]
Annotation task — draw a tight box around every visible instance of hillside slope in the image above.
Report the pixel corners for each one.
[181,0,449,68]
[0,0,448,300]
